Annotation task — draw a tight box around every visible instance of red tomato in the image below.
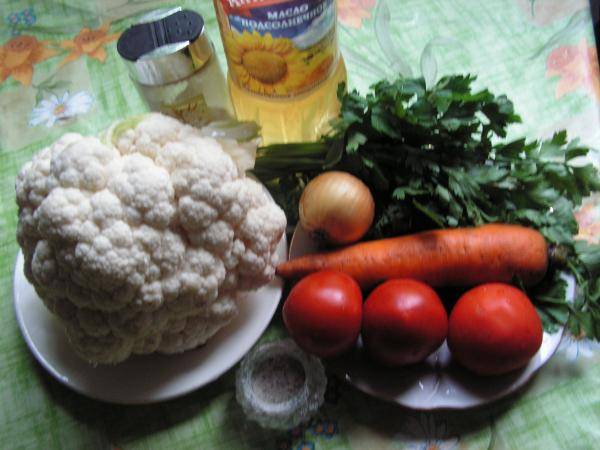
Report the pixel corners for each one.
[448,283,543,376]
[282,270,363,358]
[362,279,448,366]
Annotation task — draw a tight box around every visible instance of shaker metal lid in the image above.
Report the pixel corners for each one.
[117,8,212,86]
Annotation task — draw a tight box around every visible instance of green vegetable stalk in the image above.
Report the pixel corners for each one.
[252,74,600,339]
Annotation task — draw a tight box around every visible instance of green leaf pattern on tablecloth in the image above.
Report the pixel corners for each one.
[529,8,591,60]
[1,1,600,449]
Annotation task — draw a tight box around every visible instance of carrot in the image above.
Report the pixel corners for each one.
[277,224,549,288]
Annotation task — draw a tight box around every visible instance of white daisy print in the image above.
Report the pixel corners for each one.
[558,332,600,361]
[29,91,93,128]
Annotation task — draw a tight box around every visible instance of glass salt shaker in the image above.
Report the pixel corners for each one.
[117,7,234,127]
[236,339,327,430]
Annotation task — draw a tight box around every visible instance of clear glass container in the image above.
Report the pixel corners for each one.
[118,7,234,127]
[236,339,326,430]
[134,44,233,127]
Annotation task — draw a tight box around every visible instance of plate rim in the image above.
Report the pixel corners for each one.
[327,327,566,412]
[12,234,287,405]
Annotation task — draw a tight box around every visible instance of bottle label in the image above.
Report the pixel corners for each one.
[216,0,338,97]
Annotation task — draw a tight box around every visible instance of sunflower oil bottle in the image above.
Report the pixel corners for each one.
[213,0,347,144]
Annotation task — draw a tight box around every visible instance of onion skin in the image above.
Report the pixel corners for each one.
[299,171,375,245]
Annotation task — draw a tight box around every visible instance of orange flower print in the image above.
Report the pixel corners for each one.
[575,195,600,244]
[337,0,377,28]
[59,23,120,67]
[0,35,56,86]
[546,38,600,101]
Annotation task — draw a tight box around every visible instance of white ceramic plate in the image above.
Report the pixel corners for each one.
[289,226,573,410]
[13,235,287,405]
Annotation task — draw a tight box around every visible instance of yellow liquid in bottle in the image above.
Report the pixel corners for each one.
[228,57,347,145]
[213,0,346,144]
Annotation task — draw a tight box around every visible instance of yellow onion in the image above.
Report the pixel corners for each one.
[299,171,375,245]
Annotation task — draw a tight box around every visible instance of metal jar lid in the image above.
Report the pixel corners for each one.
[117,7,213,86]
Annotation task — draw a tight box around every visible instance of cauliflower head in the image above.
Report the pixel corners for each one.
[15,113,286,364]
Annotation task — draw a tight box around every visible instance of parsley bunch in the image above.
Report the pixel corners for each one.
[253,75,600,338]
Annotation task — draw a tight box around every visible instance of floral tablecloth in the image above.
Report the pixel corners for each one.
[1,1,600,449]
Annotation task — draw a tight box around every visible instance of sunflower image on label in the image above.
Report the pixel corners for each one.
[216,0,338,97]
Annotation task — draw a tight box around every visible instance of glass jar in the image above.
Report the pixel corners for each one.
[236,339,327,429]
[117,7,234,127]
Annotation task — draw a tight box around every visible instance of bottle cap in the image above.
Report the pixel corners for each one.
[117,8,213,86]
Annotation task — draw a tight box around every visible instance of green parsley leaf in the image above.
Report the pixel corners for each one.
[253,74,600,339]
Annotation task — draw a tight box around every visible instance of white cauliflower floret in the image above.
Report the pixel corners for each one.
[15,113,286,364]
